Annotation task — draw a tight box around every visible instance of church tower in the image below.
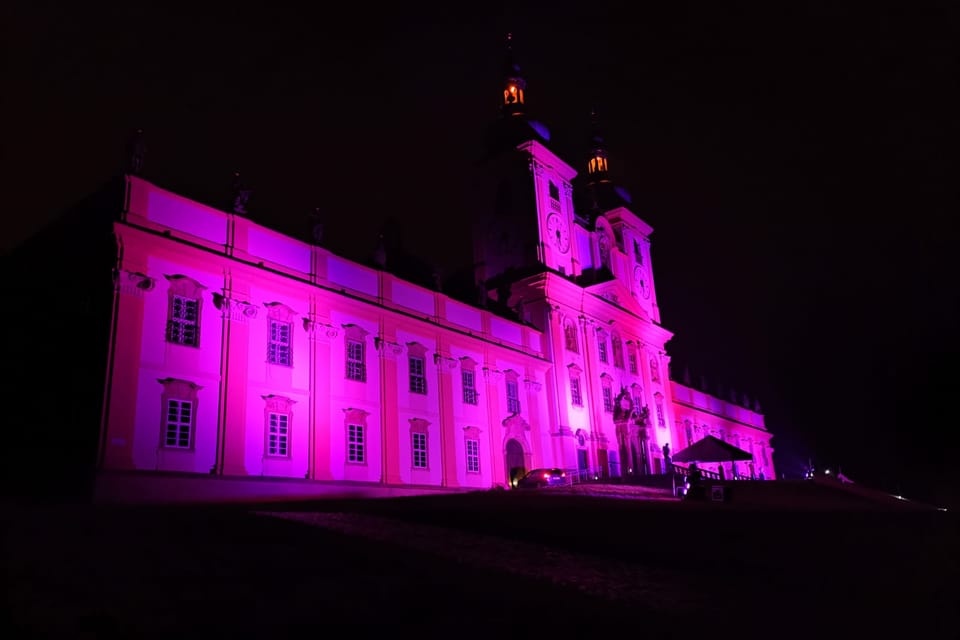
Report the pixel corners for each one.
[472,35,580,306]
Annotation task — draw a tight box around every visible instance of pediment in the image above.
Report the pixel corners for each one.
[585,280,651,321]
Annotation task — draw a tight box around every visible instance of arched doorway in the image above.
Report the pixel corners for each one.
[505,439,525,487]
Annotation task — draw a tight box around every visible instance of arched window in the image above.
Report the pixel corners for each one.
[568,364,583,407]
[460,357,478,405]
[505,369,521,415]
[626,341,638,374]
[600,374,614,413]
[564,320,579,353]
[407,342,428,395]
[597,329,609,364]
[598,233,611,270]
[611,334,624,369]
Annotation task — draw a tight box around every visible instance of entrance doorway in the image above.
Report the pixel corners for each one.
[506,439,525,487]
[577,449,588,482]
[597,449,609,479]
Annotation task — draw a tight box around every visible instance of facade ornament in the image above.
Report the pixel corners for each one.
[374,337,404,358]
[523,378,542,392]
[433,354,458,369]
[115,269,155,297]
[212,293,258,322]
[482,367,503,383]
[302,318,338,339]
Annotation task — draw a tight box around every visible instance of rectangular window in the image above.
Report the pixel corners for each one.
[548,180,560,201]
[267,412,289,457]
[412,432,428,469]
[598,340,608,364]
[570,376,583,406]
[628,350,638,374]
[506,380,521,414]
[346,339,366,382]
[466,438,480,473]
[462,370,478,405]
[602,387,613,413]
[167,295,199,346]
[409,356,427,394]
[633,395,642,414]
[348,424,365,463]
[267,319,292,366]
[164,400,192,448]
[656,402,665,427]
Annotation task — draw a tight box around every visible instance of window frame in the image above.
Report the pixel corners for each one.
[506,378,521,414]
[164,275,206,348]
[266,411,290,457]
[164,399,194,449]
[570,374,583,406]
[412,431,428,469]
[462,369,478,405]
[409,354,427,395]
[346,338,366,382]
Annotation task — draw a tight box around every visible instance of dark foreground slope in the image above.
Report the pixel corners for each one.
[5,486,957,639]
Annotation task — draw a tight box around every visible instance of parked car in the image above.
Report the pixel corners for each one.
[516,468,567,488]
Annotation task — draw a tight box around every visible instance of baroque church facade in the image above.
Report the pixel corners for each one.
[93,44,775,498]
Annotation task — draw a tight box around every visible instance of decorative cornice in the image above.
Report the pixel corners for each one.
[302,318,338,340]
[433,353,458,370]
[374,337,404,359]
[212,293,258,322]
[482,367,503,383]
[115,269,155,297]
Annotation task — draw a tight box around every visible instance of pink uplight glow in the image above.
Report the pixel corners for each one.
[98,155,775,500]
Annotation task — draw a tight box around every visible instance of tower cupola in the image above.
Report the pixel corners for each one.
[587,109,610,184]
[501,33,526,117]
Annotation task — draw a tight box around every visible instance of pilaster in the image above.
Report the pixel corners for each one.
[101,268,154,470]
[214,290,255,476]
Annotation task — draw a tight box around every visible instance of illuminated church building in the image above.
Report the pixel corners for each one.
[94,44,775,497]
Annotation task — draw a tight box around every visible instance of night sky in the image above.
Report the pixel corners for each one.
[5,2,957,505]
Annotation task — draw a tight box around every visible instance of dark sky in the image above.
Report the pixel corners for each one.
[5,1,957,504]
